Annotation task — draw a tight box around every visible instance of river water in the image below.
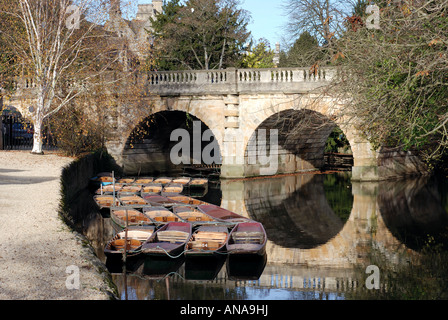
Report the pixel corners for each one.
[82,171,448,300]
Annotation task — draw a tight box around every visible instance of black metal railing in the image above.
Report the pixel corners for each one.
[1,115,57,151]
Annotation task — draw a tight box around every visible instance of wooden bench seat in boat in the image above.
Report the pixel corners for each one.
[95,196,120,207]
[231,231,264,244]
[188,231,227,250]
[156,230,190,243]
[113,209,151,224]
[119,195,147,205]
[117,230,152,242]
[176,212,215,222]
[111,239,142,251]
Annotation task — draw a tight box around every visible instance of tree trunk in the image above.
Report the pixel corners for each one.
[31,117,43,154]
[218,38,227,69]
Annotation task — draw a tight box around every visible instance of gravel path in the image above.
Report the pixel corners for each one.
[0,150,114,300]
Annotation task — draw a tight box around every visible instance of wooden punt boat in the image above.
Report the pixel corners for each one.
[226,222,267,255]
[110,207,153,229]
[166,194,209,206]
[120,184,142,194]
[94,195,120,209]
[141,182,163,194]
[185,225,229,257]
[189,178,208,188]
[173,205,218,225]
[197,204,250,224]
[172,177,191,185]
[90,172,114,184]
[143,194,181,207]
[162,183,183,194]
[96,172,114,180]
[134,177,154,184]
[153,177,172,185]
[143,206,181,224]
[104,226,155,259]
[118,194,147,206]
[117,177,135,184]
[141,222,192,257]
[95,183,123,194]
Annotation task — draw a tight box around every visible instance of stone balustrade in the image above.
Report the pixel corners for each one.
[147,67,336,96]
[12,66,336,97]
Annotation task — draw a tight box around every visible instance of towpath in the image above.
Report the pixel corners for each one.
[0,150,113,299]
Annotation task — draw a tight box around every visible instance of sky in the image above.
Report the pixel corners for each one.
[136,0,287,49]
[239,0,286,47]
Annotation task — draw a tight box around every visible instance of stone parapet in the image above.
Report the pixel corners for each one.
[146,67,336,96]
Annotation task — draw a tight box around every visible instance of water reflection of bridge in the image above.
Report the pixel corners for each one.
[219,173,448,268]
[254,265,358,294]
[114,263,360,300]
[179,264,359,294]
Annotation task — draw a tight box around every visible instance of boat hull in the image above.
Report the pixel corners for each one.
[226,243,266,256]
[226,222,267,256]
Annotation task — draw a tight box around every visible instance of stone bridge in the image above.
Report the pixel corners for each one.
[8,67,426,181]
[107,67,426,181]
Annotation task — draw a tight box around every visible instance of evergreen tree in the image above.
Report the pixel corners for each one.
[278,31,321,67]
[238,38,275,68]
[151,0,251,70]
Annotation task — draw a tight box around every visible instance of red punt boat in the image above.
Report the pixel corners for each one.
[226,222,267,256]
[197,204,250,224]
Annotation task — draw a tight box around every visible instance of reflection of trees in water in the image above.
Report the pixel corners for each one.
[347,240,448,300]
[244,173,353,249]
[439,178,448,216]
[323,173,352,222]
[378,176,448,251]
[348,176,448,300]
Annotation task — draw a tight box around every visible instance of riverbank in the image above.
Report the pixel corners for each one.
[0,150,115,300]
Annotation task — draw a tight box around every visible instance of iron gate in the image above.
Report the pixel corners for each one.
[1,115,57,150]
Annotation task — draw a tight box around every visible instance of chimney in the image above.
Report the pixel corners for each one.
[273,42,280,66]
[110,0,122,18]
[153,0,163,14]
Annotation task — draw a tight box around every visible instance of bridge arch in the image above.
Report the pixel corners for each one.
[229,94,377,179]
[243,108,349,176]
[120,97,225,175]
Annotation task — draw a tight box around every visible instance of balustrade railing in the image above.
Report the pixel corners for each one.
[148,67,335,85]
[13,67,336,96]
[236,67,333,83]
[148,69,231,85]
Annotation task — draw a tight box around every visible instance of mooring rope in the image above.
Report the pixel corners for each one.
[118,245,230,259]
[153,246,231,258]
[155,246,188,259]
